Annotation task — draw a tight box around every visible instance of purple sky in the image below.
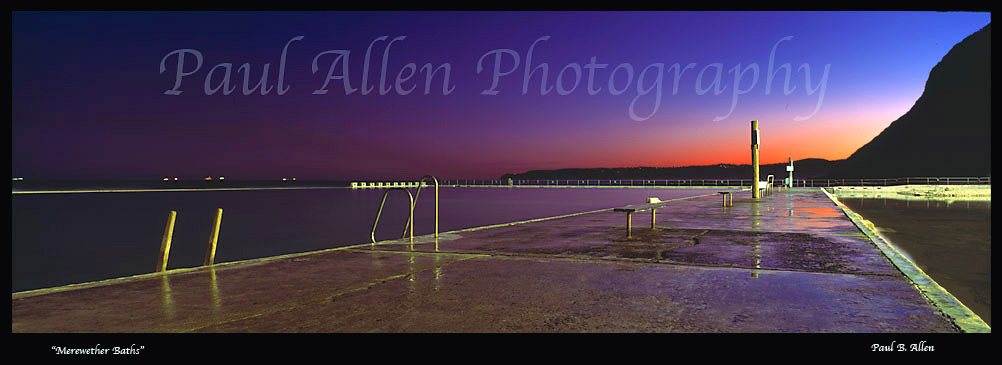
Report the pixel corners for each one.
[11,11,991,180]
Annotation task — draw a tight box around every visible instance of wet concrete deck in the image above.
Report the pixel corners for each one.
[11,188,970,333]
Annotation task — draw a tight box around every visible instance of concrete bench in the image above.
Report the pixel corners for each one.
[718,191,733,207]
[613,200,668,238]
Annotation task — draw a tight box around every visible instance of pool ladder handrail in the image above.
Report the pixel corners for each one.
[403,175,439,240]
[370,188,414,244]
[369,175,439,245]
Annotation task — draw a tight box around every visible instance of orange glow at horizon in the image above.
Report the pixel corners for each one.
[496,109,911,172]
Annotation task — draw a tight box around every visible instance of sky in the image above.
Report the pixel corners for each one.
[11,11,991,180]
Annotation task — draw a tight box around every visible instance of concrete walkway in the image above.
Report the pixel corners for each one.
[11,188,970,333]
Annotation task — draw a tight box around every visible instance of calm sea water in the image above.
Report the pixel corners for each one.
[12,187,715,292]
[840,198,991,326]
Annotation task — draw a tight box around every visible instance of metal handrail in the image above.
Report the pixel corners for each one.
[444,177,985,188]
[371,188,414,245]
[403,175,439,239]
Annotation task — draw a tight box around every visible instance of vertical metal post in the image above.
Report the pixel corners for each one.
[751,120,760,199]
[156,211,177,272]
[204,208,223,266]
[651,208,656,229]
[405,175,439,240]
[434,181,438,239]
[626,212,632,239]
[408,198,414,246]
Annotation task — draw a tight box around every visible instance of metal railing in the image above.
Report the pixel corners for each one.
[370,175,440,247]
[441,179,755,187]
[785,176,991,187]
[370,188,413,245]
[436,176,990,188]
[404,175,439,240]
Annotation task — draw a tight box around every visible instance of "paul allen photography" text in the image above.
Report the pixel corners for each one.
[160,35,831,122]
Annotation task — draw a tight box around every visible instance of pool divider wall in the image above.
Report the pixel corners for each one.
[821,187,991,333]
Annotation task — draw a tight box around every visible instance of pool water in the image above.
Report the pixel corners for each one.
[839,198,991,326]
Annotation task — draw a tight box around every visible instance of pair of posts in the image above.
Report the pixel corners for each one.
[156,208,223,273]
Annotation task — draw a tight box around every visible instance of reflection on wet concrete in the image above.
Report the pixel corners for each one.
[161,275,175,320]
[750,199,761,278]
[434,255,443,292]
[839,197,991,326]
[209,267,221,313]
[408,256,416,284]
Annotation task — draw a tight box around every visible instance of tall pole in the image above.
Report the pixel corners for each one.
[751,120,760,199]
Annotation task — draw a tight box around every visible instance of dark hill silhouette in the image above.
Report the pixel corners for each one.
[501,24,990,181]
[828,23,991,178]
